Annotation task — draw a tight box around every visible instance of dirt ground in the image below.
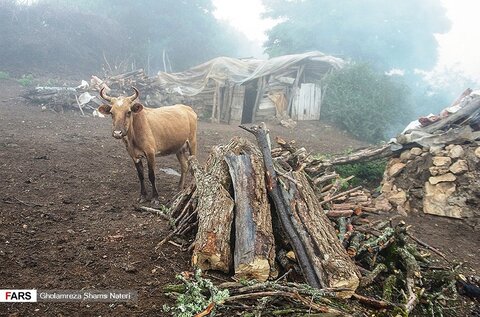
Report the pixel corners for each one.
[0,80,478,316]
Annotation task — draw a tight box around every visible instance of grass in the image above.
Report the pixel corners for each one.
[334,159,387,188]
[17,74,34,87]
[0,71,10,80]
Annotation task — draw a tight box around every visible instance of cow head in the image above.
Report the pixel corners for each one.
[97,87,144,139]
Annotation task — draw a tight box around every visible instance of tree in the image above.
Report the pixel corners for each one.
[262,0,451,72]
[90,0,250,72]
[0,0,252,75]
[321,63,412,143]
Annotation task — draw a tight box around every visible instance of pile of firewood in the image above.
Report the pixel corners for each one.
[22,69,191,113]
[152,124,475,316]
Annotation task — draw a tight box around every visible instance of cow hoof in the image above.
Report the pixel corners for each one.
[137,196,148,204]
[151,198,160,208]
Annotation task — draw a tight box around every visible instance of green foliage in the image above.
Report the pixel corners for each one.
[17,74,34,87]
[163,269,229,317]
[262,0,450,71]
[335,159,387,188]
[43,78,60,87]
[321,63,412,143]
[0,71,9,80]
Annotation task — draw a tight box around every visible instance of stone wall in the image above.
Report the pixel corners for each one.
[375,143,480,225]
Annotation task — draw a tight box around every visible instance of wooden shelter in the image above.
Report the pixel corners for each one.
[153,51,344,124]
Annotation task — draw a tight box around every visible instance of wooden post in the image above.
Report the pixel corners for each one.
[211,82,219,123]
[251,77,266,123]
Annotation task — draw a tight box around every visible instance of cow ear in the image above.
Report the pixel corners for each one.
[131,103,144,113]
[98,104,112,115]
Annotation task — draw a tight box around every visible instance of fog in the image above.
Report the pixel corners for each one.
[0,0,476,127]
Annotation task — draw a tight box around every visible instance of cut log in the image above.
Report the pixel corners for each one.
[241,125,321,288]
[241,124,360,298]
[190,149,234,273]
[283,171,360,297]
[327,145,393,166]
[225,151,275,282]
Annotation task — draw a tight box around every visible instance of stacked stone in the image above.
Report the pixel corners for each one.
[375,144,480,221]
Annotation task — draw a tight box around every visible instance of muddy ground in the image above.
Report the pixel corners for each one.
[0,80,478,316]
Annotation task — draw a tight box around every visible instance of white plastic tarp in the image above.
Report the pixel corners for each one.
[155,51,344,96]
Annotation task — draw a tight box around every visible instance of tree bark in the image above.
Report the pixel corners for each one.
[241,124,360,298]
[190,149,234,273]
[281,170,360,297]
[225,151,275,282]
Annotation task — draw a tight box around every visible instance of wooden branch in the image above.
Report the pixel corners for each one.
[327,145,392,166]
[352,293,396,309]
[359,263,387,287]
[321,186,362,205]
[406,232,448,261]
[325,209,354,218]
[422,97,480,133]
[223,291,350,316]
[137,206,171,222]
[241,124,360,298]
[240,124,321,289]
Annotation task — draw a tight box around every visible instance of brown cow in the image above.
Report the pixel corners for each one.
[98,87,197,206]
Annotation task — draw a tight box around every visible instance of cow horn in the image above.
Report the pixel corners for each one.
[99,87,112,102]
[128,87,139,102]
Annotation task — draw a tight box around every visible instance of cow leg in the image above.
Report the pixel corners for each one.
[176,148,189,189]
[134,159,147,203]
[146,153,159,207]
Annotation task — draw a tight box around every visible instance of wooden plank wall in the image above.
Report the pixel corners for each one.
[291,83,322,121]
[229,85,246,123]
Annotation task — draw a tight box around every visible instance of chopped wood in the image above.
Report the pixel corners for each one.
[190,152,234,273]
[352,293,396,309]
[223,291,351,316]
[325,209,354,218]
[406,232,448,261]
[136,206,171,222]
[240,124,323,289]
[225,148,275,282]
[359,263,387,287]
[321,186,363,205]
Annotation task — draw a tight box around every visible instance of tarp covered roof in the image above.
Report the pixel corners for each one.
[155,51,345,96]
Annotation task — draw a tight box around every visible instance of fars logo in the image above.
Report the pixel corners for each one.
[0,290,37,302]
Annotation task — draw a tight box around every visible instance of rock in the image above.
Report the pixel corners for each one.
[429,146,445,155]
[397,205,408,216]
[432,156,452,167]
[388,190,407,207]
[449,160,469,174]
[388,162,406,177]
[424,182,461,218]
[475,147,480,159]
[429,166,449,176]
[381,180,394,194]
[399,151,412,162]
[429,173,456,185]
[445,144,455,151]
[410,147,423,156]
[373,195,392,212]
[448,145,465,159]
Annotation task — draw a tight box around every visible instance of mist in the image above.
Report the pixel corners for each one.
[0,0,257,77]
[0,0,476,135]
